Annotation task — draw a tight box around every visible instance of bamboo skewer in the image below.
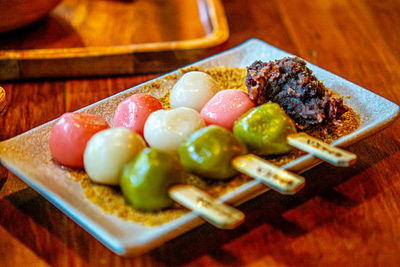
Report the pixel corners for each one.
[287,133,357,167]
[232,154,306,195]
[231,132,357,195]
[169,184,245,229]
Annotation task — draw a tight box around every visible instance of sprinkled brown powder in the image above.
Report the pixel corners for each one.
[69,67,359,227]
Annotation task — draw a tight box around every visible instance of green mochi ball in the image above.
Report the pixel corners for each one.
[233,103,297,155]
[120,148,183,211]
[179,125,248,179]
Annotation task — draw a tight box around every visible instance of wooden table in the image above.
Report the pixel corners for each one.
[1,0,400,265]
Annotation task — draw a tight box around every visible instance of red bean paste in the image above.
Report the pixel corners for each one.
[245,57,347,129]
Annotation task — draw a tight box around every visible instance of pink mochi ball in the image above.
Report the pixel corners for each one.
[200,89,256,130]
[113,93,164,136]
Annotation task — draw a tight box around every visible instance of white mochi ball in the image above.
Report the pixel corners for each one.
[144,107,205,151]
[84,128,146,185]
[170,71,220,111]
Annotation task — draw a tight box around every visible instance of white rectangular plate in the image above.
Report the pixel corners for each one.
[1,39,399,256]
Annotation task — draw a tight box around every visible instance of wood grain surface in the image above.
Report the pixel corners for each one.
[1,0,400,266]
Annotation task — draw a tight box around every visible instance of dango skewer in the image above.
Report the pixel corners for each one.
[110,95,246,229]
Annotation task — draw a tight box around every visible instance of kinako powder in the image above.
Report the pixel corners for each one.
[68,67,359,226]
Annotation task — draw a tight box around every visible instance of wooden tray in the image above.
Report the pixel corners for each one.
[0,0,229,81]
